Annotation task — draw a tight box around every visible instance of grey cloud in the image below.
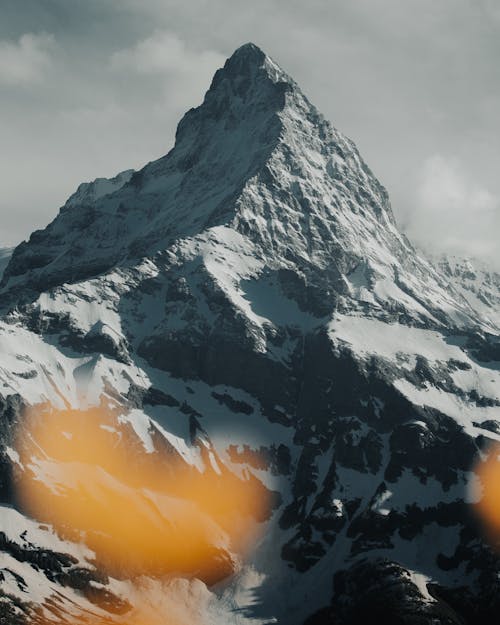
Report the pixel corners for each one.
[0,32,56,85]
[109,30,225,109]
[406,155,500,268]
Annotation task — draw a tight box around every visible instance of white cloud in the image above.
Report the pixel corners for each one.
[0,32,56,85]
[406,155,500,265]
[109,31,225,114]
[111,31,222,75]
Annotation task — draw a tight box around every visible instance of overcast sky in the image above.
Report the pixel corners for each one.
[1,0,499,266]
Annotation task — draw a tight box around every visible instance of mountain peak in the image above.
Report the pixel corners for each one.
[227,42,266,68]
[218,42,289,83]
[195,42,292,124]
[1,43,399,303]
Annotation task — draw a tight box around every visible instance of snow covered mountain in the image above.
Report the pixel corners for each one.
[1,43,500,625]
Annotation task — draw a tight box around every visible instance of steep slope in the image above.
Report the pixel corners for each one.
[1,43,500,625]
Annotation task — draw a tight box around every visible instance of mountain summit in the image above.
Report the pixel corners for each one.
[1,43,478,334]
[1,45,500,625]
[3,44,404,310]
[1,43,291,292]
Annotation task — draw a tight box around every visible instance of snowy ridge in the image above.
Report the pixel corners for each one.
[65,169,135,209]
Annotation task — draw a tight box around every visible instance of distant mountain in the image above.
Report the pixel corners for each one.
[433,254,500,333]
[0,247,13,281]
[1,43,499,625]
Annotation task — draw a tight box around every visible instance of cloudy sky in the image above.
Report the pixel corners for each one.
[1,0,499,265]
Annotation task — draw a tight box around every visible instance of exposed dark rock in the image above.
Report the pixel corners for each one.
[211,391,254,414]
[305,559,468,624]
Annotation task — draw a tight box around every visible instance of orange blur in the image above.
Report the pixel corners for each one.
[30,611,154,625]
[14,404,270,584]
[474,442,500,546]
[29,577,208,625]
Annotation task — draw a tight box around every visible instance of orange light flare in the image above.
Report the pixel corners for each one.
[30,607,163,625]
[472,441,500,548]
[30,577,214,625]
[13,404,273,588]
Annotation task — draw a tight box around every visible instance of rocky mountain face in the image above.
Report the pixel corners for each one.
[1,43,499,625]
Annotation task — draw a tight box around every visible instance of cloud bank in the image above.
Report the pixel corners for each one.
[407,155,500,267]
